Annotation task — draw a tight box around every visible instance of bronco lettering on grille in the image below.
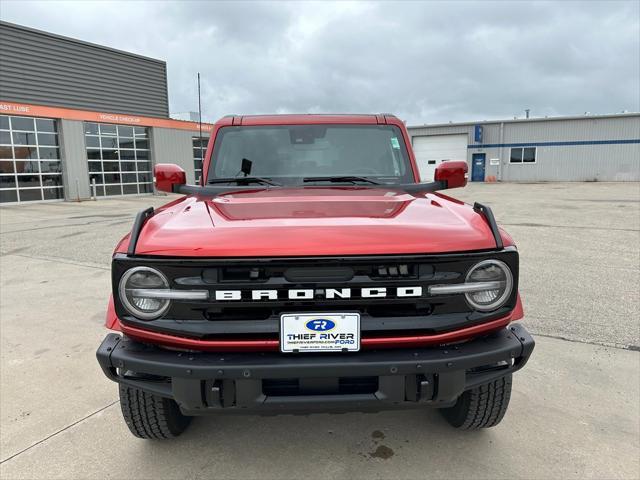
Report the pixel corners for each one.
[212,286,422,301]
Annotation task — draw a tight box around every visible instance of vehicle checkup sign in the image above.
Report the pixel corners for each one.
[280,313,360,352]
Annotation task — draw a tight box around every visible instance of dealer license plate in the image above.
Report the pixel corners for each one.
[280,313,360,353]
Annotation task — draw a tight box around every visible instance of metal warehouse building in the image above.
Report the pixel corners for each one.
[0,21,211,204]
[408,114,640,182]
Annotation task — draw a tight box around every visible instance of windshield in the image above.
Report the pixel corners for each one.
[207,124,414,184]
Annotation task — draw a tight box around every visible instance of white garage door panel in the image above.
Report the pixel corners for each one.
[412,134,468,181]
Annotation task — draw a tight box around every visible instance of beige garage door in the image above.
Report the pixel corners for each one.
[412,134,468,181]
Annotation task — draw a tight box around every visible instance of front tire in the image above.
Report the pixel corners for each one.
[119,385,192,439]
[440,375,512,429]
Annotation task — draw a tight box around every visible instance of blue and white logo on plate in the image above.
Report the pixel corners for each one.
[305,318,336,331]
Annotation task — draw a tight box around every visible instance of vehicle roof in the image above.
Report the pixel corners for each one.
[214,113,401,126]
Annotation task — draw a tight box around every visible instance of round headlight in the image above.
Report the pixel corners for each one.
[119,266,170,319]
[464,260,513,311]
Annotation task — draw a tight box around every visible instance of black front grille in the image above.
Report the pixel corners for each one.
[113,250,519,339]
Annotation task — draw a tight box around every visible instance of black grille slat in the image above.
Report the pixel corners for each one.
[262,376,378,396]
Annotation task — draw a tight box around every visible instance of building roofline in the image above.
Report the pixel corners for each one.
[0,20,166,65]
[407,112,640,129]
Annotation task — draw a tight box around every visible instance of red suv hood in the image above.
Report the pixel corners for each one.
[128,187,507,257]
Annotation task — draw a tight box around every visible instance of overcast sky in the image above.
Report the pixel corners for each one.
[2,0,639,124]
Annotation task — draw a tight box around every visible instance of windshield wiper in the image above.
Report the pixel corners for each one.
[208,176,281,186]
[302,176,380,185]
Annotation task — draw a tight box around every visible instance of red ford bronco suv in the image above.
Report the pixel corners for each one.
[97,114,534,439]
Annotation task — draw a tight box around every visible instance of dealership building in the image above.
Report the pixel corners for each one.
[1,21,639,204]
[0,21,211,204]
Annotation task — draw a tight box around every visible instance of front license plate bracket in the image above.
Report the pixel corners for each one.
[280,312,360,353]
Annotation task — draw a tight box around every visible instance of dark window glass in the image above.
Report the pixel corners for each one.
[0,161,14,174]
[40,161,62,173]
[118,125,134,137]
[37,133,58,146]
[135,150,149,160]
[94,185,105,196]
[87,149,101,160]
[17,175,40,188]
[43,187,64,200]
[88,161,102,172]
[15,161,39,174]
[105,185,121,196]
[36,119,57,133]
[0,132,11,145]
[89,172,103,184]
[122,184,138,195]
[0,189,18,203]
[523,148,536,163]
[0,175,16,188]
[137,172,151,183]
[0,116,9,130]
[84,123,99,134]
[193,148,202,159]
[119,138,135,149]
[12,132,37,145]
[102,150,118,160]
[510,148,523,163]
[85,136,100,148]
[11,117,34,131]
[194,160,202,170]
[18,189,42,201]
[101,137,118,149]
[121,162,136,171]
[210,125,412,182]
[0,146,12,159]
[137,162,151,172]
[135,139,149,149]
[100,124,117,135]
[104,173,121,184]
[120,150,135,160]
[139,183,153,193]
[14,147,38,160]
[122,173,137,183]
[134,127,147,136]
[38,147,60,160]
[102,161,120,172]
[193,138,207,148]
[41,175,63,187]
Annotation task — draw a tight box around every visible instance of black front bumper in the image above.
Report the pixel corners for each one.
[97,324,534,415]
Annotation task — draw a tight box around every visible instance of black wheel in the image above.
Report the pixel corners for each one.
[440,375,512,429]
[119,385,192,439]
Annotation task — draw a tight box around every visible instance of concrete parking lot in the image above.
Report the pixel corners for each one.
[1,182,639,479]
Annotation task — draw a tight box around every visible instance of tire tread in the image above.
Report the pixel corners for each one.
[441,375,512,429]
[119,385,191,439]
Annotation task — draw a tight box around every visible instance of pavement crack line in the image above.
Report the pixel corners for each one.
[500,222,640,233]
[0,252,109,271]
[0,216,135,235]
[0,400,118,465]
[530,331,638,351]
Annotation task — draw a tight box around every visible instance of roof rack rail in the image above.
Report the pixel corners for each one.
[473,202,504,250]
[127,207,154,256]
